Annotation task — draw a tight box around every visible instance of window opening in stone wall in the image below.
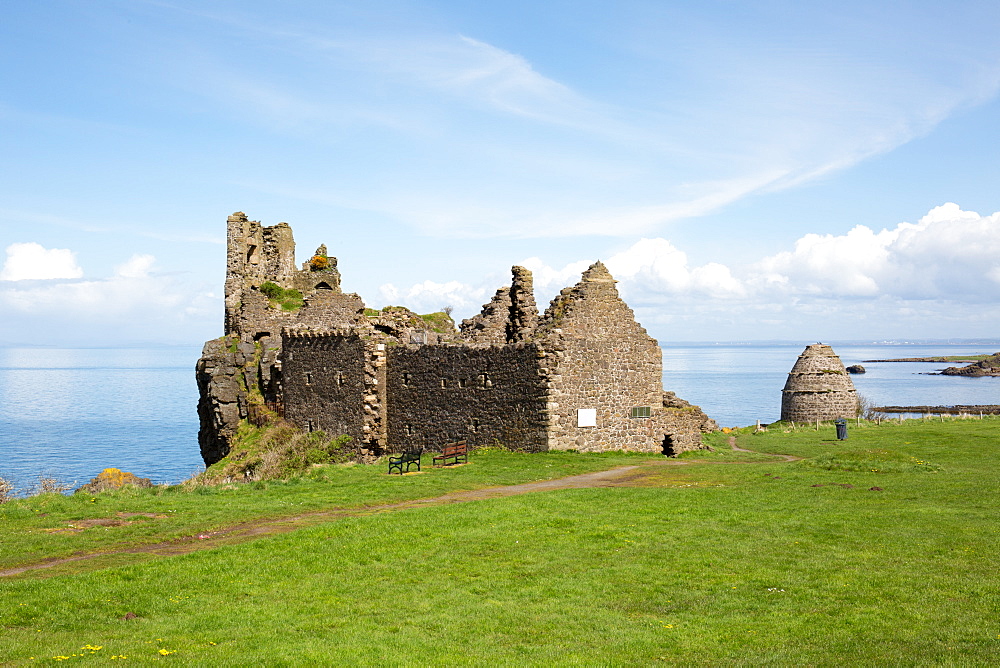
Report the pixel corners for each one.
[307,420,315,432]
[305,372,313,386]
[441,378,448,388]
[479,372,491,388]
[253,331,270,342]
[469,418,479,433]
[404,424,413,436]
[459,378,468,388]
[246,244,258,264]
[402,372,412,387]
[337,371,344,386]
[631,406,651,419]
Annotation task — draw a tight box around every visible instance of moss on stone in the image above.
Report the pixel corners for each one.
[419,311,456,334]
[260,281,303,311]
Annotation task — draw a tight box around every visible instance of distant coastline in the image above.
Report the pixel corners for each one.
[861,355,988,363]
[863,352,1000,377]
[873,405,1000,415]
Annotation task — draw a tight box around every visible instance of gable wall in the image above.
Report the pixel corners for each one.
[542,280,668,453]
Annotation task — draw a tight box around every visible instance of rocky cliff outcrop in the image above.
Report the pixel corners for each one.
[940,353,1000,377]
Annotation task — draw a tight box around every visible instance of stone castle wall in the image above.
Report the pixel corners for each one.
[539,262,690,453]
[385,343,549,451]
[459,287,511,345]
[281,331,387,455]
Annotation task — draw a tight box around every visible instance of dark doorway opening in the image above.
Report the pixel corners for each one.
[661,434,677,457]
[315,282,333,290]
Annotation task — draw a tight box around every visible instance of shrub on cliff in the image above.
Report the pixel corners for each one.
[75,468,153,494]
[195,420,354,485]
[309,254,329,271]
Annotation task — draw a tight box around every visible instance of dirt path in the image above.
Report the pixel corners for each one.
[729,436,799,462]
[2,447,788,579]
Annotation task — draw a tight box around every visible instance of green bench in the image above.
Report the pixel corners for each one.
[388,447,422,474]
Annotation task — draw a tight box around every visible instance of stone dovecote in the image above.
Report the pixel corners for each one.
[197,212,717,466]
[781,344,859,422]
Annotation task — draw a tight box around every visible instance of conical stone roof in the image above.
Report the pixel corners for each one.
[780,344,858,422]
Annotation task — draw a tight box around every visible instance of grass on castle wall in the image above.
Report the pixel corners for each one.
[2,418,1000,664]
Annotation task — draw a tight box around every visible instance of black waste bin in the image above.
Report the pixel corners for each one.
[834,419,848,440]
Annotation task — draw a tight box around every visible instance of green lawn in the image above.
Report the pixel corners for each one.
[2,418,999,664]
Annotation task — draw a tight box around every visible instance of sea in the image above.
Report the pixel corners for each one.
[1,343,998,493]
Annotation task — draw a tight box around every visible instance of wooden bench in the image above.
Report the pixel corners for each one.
[433,440,468,467]
[388,447,422,474]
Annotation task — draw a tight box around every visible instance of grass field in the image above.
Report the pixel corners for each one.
[2,418,999,664]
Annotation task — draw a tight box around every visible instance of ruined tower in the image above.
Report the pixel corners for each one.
[780,344,859,422]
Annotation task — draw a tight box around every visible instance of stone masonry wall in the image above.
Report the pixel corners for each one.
[506,265,539,342]
[540,262,697,453]
[235,290,370,344]
[385,343,549,451]
[225,212,297,334]
[460,287,511,345]
[653,392,718,455]
[281,331,387,455]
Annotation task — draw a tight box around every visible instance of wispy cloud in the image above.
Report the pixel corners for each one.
[121,3,1000,240]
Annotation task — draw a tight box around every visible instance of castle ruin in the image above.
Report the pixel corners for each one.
[196,212,717,466]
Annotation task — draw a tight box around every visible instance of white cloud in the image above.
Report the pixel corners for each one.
[377,280,490,315]
[520,257,592,295]
[753,203,1000,300]
[0,242,83,281]
[114,254,156,278]
[0,252,217,346]
[753,226,893,297]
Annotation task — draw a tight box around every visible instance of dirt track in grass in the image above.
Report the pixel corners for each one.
[2,447,794,578]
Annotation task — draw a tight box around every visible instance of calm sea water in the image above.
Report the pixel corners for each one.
[1,344,998,491]
[663,343,1000,428]
[0,347,203,493]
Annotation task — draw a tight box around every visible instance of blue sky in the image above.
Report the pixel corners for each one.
[2,0,1000,346]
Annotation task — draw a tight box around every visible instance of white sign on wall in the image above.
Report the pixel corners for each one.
[577,408,597,427]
